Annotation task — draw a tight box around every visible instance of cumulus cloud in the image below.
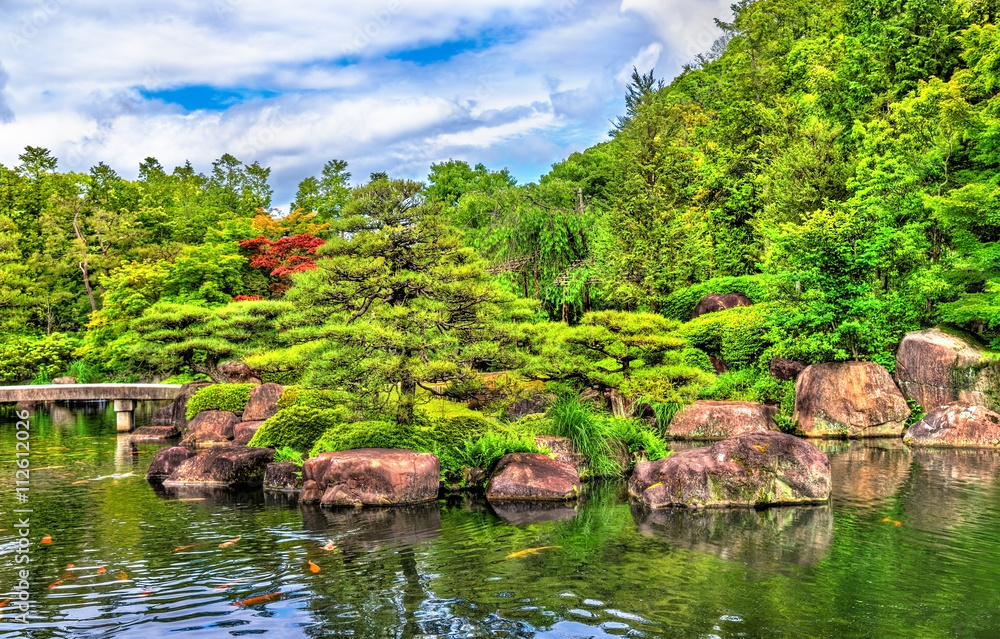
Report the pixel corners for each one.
[0,62,13,123]
[0,0,730,207]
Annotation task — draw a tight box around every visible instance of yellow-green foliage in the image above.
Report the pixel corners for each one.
[679,304,772,370]
[309,420,417,457]
[185,383,255,419]
[249,405,346,451]
[275,385,345,411]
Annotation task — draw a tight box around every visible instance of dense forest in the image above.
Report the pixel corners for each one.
[3,0,1000,454]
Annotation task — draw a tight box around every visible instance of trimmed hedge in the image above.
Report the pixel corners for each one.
[248,405,345,452]
[185,383,255,419]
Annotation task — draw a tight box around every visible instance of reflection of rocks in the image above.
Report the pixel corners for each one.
[902,448,1000,531]
[131,425,181,441]
[150,482,266,506]
[632,504,833,570]
[826,439,912,507]
[300,502,441,552]
[490,500,579,525]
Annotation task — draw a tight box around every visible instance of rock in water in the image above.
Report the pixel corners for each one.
[162,447,274,487]
[301,449,439,507]
[264,461,303,491]
[486,453,581,502]
[628,431,830,508]
[242,383,284,421]
[180,410,239,446]
[146,446,196,482]
[690,292,751,319]
[895,328,1000,412]
[904,403,1000,448]
[131,425,182,441]
[665,401,777,440]
[794,361,910,437]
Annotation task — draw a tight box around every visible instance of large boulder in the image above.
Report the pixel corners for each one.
[145,446,197,481]
[217,360,262,384]
[794,361,911,437]
[534,436,587,473]
[895,328,1000,412]
[264,462,303,491]
[300,449,439,507]
[242,383,284,422]
[180,410,239,446]
[664,401,777,440]
[162,447,274,487]
[232,421,264,446]
[628,431,831,508]
[486,453,581,502]
[152,381,212,431]
[903,403,1000,448]
[690,292,751,319]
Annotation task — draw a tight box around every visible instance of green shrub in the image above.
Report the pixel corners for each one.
[605,418,670,462]
[697,368,796,427]
[64,360,102,384]
[308,420,417,457]
[661,275,767,321]
[0,333,79,385]
[162,371,212,384]
[273,446,304,466]
[185,383,256,419]
[678,304,772,370]
[275,385,344,411]
[250,405,345,451]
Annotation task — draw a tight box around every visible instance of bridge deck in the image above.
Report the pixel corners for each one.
[0,384,182,403]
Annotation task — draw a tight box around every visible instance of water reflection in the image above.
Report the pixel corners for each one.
[903,447,1000,532]
[823,438,912,508]
[300,503,441,552]
[631,504,834,570]
[489,501,579,526]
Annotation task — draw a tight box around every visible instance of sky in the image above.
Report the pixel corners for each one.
[0,0,729,211]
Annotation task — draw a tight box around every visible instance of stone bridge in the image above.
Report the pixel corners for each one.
[0,384,182,432]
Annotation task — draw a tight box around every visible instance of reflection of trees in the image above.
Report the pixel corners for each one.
[824,439,912,508]
[631,505,833,571]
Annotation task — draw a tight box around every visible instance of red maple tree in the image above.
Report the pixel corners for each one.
[239,233,325,294]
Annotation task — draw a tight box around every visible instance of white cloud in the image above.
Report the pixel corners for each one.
[0,0,730,209]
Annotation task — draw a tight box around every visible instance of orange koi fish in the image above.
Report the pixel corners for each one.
[117,570,129,581]
[48,580,63,589]
[0,599,9,608]
[96,567,107,574]
[71,480,89,486]
[40,535,52,544]
[173,544,198,552]
[505,546,561,560]
[219,536,241,548]
[234,592,282,607]
[308,561,321,573]
[322,542,337,551]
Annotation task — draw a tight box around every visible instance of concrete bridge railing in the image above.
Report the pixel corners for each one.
[0,384,183,432]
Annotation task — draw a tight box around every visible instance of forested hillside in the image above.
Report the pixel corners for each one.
[3,0,999,428]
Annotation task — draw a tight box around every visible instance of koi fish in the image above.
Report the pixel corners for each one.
[173,544,197,552]
[96,567,107,574]
[117,570,129,581]
[41,535,52,544]
[894,521,902,526]
[139,591,153,598]
[308,561,321,573]
[882,517,891,523]
[233,592,282,607]
[0,599,9,608]
[214,582,240,591]
[219,536,241,548]
[71,480,89,485]
[322,542,337,551]
[505,546,561,560]
[66,563,74,569]
[48,580,63,589]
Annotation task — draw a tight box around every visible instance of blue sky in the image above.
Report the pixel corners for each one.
[0,0,729,211]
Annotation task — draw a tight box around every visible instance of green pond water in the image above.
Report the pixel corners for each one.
[0,402,999,638]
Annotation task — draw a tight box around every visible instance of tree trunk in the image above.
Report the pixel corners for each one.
[72,209,97,313]
[397,375,417,425]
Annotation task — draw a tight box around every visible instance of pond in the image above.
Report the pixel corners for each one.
[1,402,999,638]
